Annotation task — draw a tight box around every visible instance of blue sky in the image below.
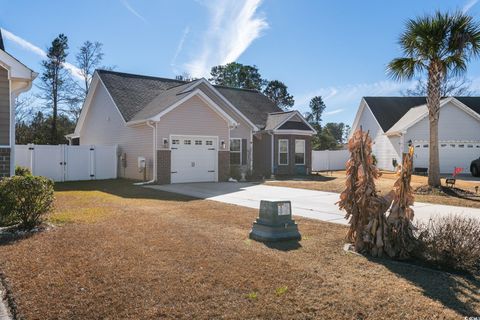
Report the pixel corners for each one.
[1,0,480,125]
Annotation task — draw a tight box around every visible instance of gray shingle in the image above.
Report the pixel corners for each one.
[365,96,480,132]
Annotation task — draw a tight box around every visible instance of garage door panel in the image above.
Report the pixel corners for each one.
[413,141,480,174]
[171,136,218,183]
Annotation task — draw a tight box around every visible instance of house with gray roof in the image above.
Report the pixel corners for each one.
[70,70,316,183]
[0,30,37,178]
[351,96,480,175]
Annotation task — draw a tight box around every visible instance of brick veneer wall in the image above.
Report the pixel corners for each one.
[156,150,171,184]
[218,151,230,182]
[0,148,10,178]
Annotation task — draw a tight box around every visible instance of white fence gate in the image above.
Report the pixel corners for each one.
[15,144,118,182]
[312,149,349,171]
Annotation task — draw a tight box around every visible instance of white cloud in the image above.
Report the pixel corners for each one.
[171,26,191,73]
[463,0,478,13]
[324,108,344,116]
[121,0,147,23]
[185,0,268,77]
[2,28,83,80]
[295,80,416,122]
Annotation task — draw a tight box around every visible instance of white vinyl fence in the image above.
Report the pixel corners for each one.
[312,150,349,171]
[15,144,118,182]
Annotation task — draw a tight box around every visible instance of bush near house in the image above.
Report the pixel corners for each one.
[15,166,32,177]
[0,175,55,230]
[416,215,480,273]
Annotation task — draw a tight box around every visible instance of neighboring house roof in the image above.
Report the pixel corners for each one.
[0,29,4,51]
[364,96,480,132]
[96,70,283,128]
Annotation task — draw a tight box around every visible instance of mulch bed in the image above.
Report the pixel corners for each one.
[415,185,480,202]
[0,180,478,319]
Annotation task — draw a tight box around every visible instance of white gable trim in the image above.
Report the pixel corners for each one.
[351,98,385,136]
[131,89,238,127]
[273,110,317,133]
[0,50,37,80]
[74,72,127,136]
[385,97,480,136]
[180,78,259,131]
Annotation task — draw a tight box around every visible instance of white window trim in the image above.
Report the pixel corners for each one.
[295,139,305,165]
[230,138,242,165]
[278,139,289,165]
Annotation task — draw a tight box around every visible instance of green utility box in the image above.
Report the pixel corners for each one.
[249,200,301,242]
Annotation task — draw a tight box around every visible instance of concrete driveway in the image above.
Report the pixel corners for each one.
[146,182,480,225]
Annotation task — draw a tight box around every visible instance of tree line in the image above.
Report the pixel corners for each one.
[16,35,108,145]
[17,38,348,150]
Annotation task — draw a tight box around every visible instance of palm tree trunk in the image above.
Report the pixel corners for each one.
[426,63,442,187]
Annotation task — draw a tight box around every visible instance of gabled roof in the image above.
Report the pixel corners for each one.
[97,70,185,122]
[364,97,427,132]
[96,70,282,128]
[264,111,295,130]
[364,96,480,132]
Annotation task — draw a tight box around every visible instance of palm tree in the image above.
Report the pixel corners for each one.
[387,11,480,187]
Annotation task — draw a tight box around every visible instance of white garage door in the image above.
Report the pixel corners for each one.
[413,141,480,174]
[170,136,218,183]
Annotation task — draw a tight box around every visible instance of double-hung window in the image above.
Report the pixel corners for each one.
[278,139,289,165]
[230,138,241,165]
[295,140,305,165]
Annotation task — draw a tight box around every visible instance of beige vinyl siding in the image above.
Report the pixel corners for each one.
[0,66,10,146]
[156,95,229,150]
[80,82,154,180]
[404,101,480,146]
[194,82,254,166]
[359,105,400,171]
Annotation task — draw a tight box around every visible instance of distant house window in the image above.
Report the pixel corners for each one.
[459,144,465,148]
[230,138,241,165]
[172,139,180,145]
[423,144,428,148]
[279,139,289,165]
[450,144,456,148]
[440,144,447,147]
[477,145,480,148]
[295,140,305,165]
[415,145,421,148]
[184,140,191,145]
[468,144,473,148]
[195,140,202,145]
[206,140,213,146]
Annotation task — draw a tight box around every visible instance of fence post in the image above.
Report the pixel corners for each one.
[27,143,35,175]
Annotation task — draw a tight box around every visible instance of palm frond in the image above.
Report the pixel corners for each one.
[387,58,425,81]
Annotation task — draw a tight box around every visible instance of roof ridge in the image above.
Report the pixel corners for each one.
[214,84,261,93]
[97,69,187,84]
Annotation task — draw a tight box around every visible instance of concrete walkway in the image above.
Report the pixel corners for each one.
[147,182,480,225]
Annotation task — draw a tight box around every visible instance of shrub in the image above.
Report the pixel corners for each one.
[416,215,480,272]
[0,175,55,230]
[15,166,32,176]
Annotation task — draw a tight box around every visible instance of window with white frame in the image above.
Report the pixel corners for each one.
[295,139,305,165]
[278,139,289,165]
[230,138,241,165]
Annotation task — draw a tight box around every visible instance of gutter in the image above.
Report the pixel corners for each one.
[133,120,157,186]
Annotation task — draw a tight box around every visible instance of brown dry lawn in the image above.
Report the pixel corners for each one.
[0,179,479,319]
[266,171,480,208]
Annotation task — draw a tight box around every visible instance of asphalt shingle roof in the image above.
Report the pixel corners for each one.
[364,96,480,132]
[97,70,284,127]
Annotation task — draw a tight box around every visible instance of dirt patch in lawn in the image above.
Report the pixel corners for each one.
[266,171,480,209]
[0,180,478,319]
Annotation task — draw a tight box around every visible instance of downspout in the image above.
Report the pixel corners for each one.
[133,120,157,185]
[269,131,275,178]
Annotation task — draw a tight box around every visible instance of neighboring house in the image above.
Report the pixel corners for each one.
[351,96,480,174]
[70,70,316,183]
[0,30,37,178]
